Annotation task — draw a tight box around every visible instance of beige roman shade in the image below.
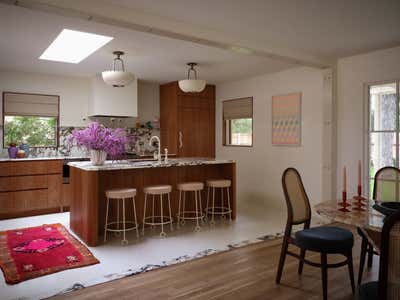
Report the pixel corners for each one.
[3,92,59,117]
[223,97,253,120]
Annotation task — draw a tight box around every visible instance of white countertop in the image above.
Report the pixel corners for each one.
[68,158,235,171]
[0,156,88,162]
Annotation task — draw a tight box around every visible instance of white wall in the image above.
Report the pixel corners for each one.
[0,71,90,127]
[137,80,160,123]
[216,67,324,211]
[336,46,400,197]
[0,71,160,128]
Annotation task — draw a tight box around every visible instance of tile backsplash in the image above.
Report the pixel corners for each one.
[1,124,160,158]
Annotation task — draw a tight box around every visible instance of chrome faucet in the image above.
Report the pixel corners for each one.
[149,136,161,163]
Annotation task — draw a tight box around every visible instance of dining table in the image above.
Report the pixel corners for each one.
[314,200,384,232]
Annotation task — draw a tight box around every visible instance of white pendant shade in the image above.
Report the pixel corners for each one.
[102,51,135,87]
[102,71,135,87]
[178,79,206,93]
[178,62,206,93]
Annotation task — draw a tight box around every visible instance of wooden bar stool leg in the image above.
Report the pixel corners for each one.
[194,190,200,232]
[321,253,328,300]
[206,186,210,219]
[152,195,155,229]
[227,187,232,221]
[104,197,110,242]
[182,191,186,225]
[211,187,216,225]
[220,187,225,220]
[142,193,147,235]
[132,196,139,238]
[199,191,204,224]
[177,190,182,228]
[168,193,173,231]
[160,194,166,238]
[116,198,120,235]
[122,198,128,245]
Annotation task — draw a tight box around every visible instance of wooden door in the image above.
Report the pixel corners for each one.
[160,82,179,155]
[177,86,215,157]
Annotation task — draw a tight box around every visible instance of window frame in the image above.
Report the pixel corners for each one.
[222,97,253,147]
[365,80,400,197]
[2,91,60,149]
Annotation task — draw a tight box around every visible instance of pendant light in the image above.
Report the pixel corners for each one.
[102,51,135,87]
[178,62,206,93]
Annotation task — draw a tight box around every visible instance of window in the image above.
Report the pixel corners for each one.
[3,92,59,148]
[367,82,399,196]
[223,97,253,146]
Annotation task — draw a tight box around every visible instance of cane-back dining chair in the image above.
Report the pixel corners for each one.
[358,166,400,285]
[276,168,355,300]
[358,209,400,299]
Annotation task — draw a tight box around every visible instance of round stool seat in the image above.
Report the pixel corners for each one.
[106,188,136,199]
[144,185,172,195]
[207,179,231,188]
[177,182,204,191]
[295,226,354,253]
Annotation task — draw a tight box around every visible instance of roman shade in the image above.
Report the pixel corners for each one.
[223,97,252,120]
[3,92,59,117]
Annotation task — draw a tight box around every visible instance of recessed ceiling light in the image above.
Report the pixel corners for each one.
[39,29,113,63]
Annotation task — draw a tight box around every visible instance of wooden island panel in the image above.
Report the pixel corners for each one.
[70,162,236,246]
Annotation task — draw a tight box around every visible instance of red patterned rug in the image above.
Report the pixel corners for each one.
[0,223,99,284]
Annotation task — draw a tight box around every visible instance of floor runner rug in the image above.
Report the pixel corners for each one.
[0,223,99,284]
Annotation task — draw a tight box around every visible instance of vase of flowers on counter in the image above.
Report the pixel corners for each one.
[68,122,129,166]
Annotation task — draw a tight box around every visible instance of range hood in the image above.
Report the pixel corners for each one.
[88,75,138,118]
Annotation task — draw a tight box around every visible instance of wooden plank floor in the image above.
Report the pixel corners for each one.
[52,226,377,300]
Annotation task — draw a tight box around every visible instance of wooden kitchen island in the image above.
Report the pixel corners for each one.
[69,158,236,246]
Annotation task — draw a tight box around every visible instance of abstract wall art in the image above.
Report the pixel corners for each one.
[272,92,301,146]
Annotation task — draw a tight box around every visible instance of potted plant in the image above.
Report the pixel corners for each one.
[68,122,129,165]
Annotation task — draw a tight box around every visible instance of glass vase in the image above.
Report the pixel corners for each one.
[90,150,107,166]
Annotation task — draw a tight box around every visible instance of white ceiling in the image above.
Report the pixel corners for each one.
[0,0,399,83]
[104,0,400,58]
[0,3,295,84]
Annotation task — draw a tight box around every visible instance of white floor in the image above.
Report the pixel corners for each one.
[0,206,287,300]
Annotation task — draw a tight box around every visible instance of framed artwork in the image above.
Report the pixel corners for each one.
[272,92,301,146]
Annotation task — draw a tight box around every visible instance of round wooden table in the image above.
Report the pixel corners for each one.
[314,200,384,232]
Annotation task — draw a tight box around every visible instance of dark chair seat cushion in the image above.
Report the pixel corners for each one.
[358,281,378,300]
[295,226,354,253]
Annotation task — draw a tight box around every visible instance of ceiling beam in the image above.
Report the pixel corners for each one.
[1,0,334,68]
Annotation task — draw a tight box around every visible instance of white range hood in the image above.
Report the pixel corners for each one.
[88,74,138,118]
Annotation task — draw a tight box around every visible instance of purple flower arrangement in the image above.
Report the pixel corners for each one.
[68,122,132,160]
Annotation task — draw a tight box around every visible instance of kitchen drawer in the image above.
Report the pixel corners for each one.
[0,192,19,213]
[14,175,48,190]
[14,190,48,210]
[47,160,63,174]
[13,161,48,175]
[0,177,16,192]
[0,162,16,177]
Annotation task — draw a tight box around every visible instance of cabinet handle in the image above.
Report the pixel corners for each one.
[179,131,183,148]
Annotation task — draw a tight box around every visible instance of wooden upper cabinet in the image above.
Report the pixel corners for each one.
[160,82,215,158]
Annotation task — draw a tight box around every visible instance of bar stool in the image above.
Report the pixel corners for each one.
[142,185,173,238]
[104,188,139,245]
[205,179,232,224]
[177,182,204,232]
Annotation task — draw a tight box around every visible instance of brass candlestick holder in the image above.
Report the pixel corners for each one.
[338,191,351,212]
[352,185,367,211]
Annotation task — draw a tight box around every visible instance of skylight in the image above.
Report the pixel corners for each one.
[39,29,113,63]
